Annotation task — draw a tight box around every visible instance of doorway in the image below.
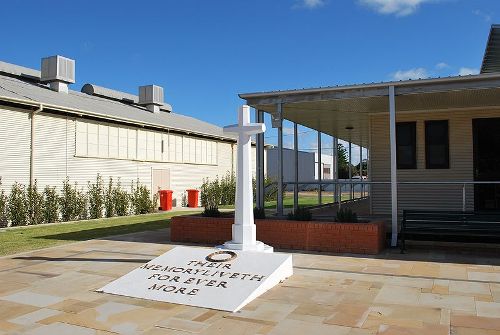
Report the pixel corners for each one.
[473,118,500,211]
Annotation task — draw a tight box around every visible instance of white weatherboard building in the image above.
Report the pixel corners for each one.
[0,55,258,207]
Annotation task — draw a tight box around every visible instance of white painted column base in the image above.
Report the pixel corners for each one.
[218,240,274,253]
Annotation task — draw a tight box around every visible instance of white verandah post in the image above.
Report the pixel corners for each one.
[333,136,339,203]
[360,145,363,197]
[317,131,322,205]
[255,109,265,209]
[276,103,284,216]
[294,122,299,212]
[389,85,398,247]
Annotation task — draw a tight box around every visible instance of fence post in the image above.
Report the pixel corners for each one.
[462,183,466,212]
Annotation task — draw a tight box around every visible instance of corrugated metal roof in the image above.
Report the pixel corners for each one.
[81,83,172,112]
[0,61,41,81]
[0,74,235,141]
[239,73,497,100]
[481,24,500,74]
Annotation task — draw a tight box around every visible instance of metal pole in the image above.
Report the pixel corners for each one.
[360,145,363,198]
[317,131,322,205]
[255,109,265,209]
[462,183,466,212]
[277,103,284,216]
[294,123,299,212]
[389,85,398,247]
[349,140,352,200]
[333,136,338,203]
[29,104,43,188]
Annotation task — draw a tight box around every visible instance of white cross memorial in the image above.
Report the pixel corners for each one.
[220,105,273,253]
[97,105,292,312]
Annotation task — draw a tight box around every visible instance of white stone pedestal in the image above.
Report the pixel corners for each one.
[219,224,273,252]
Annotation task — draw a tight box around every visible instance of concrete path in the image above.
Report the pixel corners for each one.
[0,229,499,334]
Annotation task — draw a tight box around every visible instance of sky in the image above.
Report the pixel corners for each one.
[1,0,499,163]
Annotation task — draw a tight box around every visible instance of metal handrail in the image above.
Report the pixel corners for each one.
[272,180,500,212]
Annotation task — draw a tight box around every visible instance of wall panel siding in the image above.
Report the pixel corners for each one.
[1,107,260,208]
[0,107,31,190]
[370,109,500,216]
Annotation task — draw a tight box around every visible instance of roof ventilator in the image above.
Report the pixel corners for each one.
[138,85,164,113]
[41,55,75,93]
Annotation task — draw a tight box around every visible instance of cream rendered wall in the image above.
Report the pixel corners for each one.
[370,108,500,216]
[1,107,261,207]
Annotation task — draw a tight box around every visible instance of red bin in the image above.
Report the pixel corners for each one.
[159,190,173,211]
[186,189,199,208]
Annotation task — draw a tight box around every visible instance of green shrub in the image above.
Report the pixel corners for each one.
[254,207,266,219]
[220,172,236,205]
[131,180,156,214]
[0,178,7,227]
[88,174,104,219]
[287,206,312,221]
[200,176,222,211]
[104,177,115,218]
[43,185,59,223]
[27,180,44,225]
[335,207,358,223]
[113,179,129,216]
[60,178,79,222]
[8,182,28,226]
[202,206,221,217]
[75,186,88,220]
[181,192,187,207]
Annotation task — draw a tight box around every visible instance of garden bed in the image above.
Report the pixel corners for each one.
[170,215,386,254]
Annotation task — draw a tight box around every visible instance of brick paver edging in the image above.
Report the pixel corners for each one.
[171,216,385,254]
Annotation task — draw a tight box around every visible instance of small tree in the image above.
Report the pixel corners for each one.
[0,178,8,227]
[220,172,236,205]
[27,180,44,225]
[88,174,104,219]
[43,185,59,223]
[113,179,129,216]
[130,180,156,214]
[60,178,78,222]
[75,185,88,220]
[104,177,115,218]
[8,182,28,226]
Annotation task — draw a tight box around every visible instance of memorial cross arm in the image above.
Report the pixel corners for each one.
[223,123,266,135]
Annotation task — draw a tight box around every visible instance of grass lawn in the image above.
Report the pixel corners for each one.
[0,210,199,257]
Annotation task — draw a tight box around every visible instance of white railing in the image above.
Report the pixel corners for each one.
[274,180,500,212]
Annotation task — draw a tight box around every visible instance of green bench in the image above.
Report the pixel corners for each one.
[400,210,500,252]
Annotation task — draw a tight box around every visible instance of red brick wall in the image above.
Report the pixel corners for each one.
[171,216,386,255]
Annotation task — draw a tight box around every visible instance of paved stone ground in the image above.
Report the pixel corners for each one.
[0,229,499,334]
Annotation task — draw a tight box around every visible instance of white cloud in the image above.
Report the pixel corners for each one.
[282,127,295,136]
[293,0,325,9]
[435,62,449,69]
[359,0,433,17]
[473,9,492,22]
[458,67,479,76]
[390,67,428,81]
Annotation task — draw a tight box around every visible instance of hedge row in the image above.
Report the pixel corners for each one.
[0,175,158,227]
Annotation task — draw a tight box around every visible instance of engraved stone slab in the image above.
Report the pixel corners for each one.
[98,246,293,312]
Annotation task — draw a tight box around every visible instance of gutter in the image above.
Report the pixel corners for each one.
[0,95,236,143]
[30,103,43,187]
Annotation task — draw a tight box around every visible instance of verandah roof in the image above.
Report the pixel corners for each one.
[240,73,500,147]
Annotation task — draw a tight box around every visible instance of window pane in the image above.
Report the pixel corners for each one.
[396,122,416,169]
[426,120,449,169]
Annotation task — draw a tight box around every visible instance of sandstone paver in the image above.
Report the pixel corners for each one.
[0,227,499,334]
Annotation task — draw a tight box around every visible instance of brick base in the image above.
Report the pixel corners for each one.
[171,216,386,255]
